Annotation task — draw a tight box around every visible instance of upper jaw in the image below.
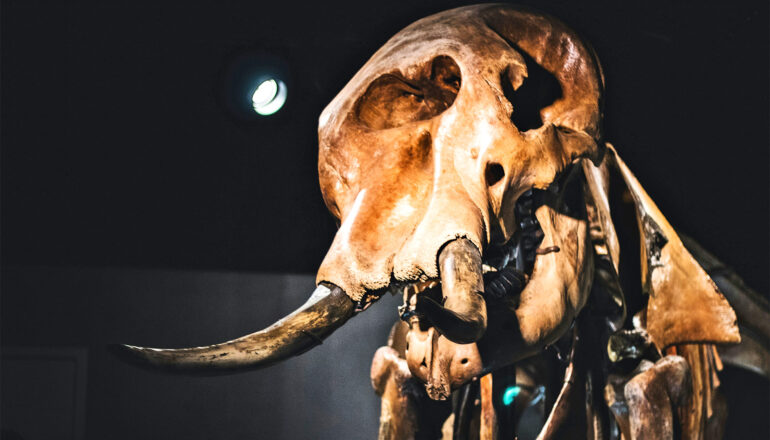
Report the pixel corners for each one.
[388,164,581,308]
[394,185,548,317]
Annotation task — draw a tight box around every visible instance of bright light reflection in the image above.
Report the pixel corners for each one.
[502,385,521,406]
[252,78,287,116]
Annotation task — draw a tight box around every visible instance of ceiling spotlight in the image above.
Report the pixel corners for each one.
[251,78,287,116]
[221,51,290,120]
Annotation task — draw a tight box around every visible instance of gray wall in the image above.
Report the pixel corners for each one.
[1,266,402,440]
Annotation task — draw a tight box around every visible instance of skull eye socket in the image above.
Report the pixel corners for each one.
[501,54,562,132]
[354,56,461,130]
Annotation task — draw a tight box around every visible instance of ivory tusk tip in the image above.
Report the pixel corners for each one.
[108,343,215,375]
[107,344,146,365]
[107,343,152,365]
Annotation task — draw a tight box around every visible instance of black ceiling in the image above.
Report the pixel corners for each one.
[2,0,767,293]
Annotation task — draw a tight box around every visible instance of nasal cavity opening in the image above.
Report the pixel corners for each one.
[485,163,505,187]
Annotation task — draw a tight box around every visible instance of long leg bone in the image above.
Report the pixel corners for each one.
[372,321,451,440]
[371,346,424,440]
[605,356,691,440]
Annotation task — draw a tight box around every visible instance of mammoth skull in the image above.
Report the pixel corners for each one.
[115,4,739,404]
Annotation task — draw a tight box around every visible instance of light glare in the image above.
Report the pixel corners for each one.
[502,385,521,406]
[252,78,287,116]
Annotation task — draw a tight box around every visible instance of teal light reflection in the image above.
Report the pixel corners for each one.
[502,385,521,406]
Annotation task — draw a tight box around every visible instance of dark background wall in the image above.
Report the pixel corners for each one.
[2,268,402,439]
[1,0,768,439]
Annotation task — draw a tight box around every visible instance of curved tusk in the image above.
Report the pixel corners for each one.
[418,238,487,344]
[110,283,355,372]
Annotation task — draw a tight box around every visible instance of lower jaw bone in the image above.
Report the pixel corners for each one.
[405,205,592,398]
[479,203,593,370]
[405,324,484,401]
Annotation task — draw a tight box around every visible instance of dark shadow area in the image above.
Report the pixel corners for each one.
[501,53,563,132]
[720,367,770,438]
[0,267,402,439]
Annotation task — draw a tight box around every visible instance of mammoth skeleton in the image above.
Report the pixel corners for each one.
[115,4,769,439]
